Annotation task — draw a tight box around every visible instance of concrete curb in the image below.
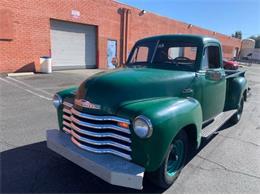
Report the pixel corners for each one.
[7,72,34,77]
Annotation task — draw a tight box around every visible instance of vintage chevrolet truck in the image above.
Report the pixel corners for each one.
[47,35,248,190]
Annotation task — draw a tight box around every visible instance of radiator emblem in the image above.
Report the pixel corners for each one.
[74,99,101,110]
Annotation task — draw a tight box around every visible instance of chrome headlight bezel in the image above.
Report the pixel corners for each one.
[133,115,153,138]
[52,94,62,108]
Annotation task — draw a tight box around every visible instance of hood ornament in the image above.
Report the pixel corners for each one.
[74,99,101,110]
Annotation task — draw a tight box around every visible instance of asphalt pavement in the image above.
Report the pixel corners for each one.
[1,66,260,193]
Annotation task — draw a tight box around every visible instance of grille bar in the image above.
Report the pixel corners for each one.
[71,123,131,143]
[63,114,71,122]
[71,130,131,151]
[71,137,131,160]
[71,108,130,124]
[63,126,71,134]
[63,101,73,108]
[71,115,130,134]
[63,120,71,128]
[63,108,71,115]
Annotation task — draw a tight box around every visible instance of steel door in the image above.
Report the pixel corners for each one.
[107,40,117,69]
[50,20,97,70]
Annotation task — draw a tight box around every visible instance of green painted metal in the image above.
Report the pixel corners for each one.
[75,68,196,115]
[56,86,78,130]
[117,97,202,171]
[195,69,227,120]
[225,75,247,110]
[53,35,247,172]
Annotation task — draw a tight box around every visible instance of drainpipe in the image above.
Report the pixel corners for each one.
[120,8,131,65]
[124,9,130,63]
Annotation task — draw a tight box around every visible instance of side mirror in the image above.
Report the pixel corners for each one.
[205,70,223,81]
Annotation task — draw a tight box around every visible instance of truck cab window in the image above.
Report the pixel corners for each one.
[202,46,221,69]
[131,46,149,63]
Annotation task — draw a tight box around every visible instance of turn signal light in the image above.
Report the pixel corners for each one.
[118,122,129,129]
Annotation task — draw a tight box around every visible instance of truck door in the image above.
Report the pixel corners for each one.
[200,45,226,121]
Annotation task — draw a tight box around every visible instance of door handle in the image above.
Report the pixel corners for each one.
[182,88,193,96]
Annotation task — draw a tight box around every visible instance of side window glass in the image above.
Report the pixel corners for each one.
[202,48,209,70]
[208,46,220,69]
[168,47,181,59]
[131,46,149,63]
[202,46,220,70]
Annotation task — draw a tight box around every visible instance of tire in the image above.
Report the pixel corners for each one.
[230,97,244,124]
[146,130,188,189]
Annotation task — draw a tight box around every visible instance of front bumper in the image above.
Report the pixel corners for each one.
[46,129,144,190]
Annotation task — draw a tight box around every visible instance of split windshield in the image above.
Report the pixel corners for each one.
[126,39,198,71]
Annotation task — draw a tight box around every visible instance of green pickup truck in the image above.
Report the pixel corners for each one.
[47,35,248,190]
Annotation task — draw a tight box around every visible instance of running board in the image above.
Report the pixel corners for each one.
[201,110,237,138]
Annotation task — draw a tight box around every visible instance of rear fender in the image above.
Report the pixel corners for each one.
[117,97,202,171]
[225,77,247,110]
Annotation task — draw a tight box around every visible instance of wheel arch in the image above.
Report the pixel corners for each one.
[182,123,199,152]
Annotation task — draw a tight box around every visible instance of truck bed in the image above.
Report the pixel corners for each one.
[225,69,246,79]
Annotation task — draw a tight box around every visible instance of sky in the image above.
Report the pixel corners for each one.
[117,0,260,39]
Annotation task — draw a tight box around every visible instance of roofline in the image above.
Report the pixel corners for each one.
[136,34,221,45]
[114,0,240,41]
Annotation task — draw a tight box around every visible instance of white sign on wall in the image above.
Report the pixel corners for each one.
[71,10,80,18]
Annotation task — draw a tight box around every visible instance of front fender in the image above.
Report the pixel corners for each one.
[56,86,78,130]
[117,97,202,171]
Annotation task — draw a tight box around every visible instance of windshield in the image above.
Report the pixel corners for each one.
[127,39,198,71]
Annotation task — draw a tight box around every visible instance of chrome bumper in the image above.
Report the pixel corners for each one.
[46,129,144,190]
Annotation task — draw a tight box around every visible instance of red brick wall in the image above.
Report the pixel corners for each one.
[0,0,241,73]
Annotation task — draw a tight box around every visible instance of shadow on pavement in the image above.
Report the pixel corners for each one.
[1,142,163,194]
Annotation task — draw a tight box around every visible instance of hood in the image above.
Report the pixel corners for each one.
[75,68,195,114]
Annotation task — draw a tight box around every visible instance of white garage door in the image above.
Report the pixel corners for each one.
[50,20,96,69]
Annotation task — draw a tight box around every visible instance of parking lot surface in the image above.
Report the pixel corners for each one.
[1,66,260,193]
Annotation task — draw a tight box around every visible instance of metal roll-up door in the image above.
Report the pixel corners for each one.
[50,20,96,70]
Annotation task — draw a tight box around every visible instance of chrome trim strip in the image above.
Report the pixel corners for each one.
[63,126,71,134]
[63,114,71,122]
[63,101,73,108]
[63,121,71,128]
[71,116,130,134]
[71,137,132,160]
[71,108,130,124]
[71,123,131,143]
[71,130,131,151]
[63,108,71,115]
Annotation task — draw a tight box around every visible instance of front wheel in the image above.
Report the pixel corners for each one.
[146,130,188,189]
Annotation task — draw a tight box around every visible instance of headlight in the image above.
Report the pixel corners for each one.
[133,115,153,138]
[52,94,62,108]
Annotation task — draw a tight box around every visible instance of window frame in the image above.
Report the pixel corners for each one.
[201,43,223,70]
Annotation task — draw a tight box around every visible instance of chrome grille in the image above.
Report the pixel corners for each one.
[62,101,132,160]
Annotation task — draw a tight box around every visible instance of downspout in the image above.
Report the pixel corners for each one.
[124,9,130,63]
[120,8,130,65]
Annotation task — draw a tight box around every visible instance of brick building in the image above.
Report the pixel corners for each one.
[0,0,241,73]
